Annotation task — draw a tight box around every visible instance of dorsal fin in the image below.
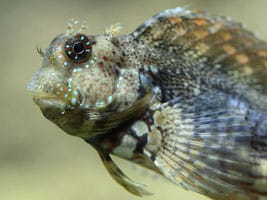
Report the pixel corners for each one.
[131,7,267,96]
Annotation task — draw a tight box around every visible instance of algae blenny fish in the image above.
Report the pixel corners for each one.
[28,7,267,200]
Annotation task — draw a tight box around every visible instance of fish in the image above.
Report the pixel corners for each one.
[28,7,267,200]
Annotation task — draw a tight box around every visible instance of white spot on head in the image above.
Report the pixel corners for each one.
[131,120,149,137]
[90,59,95,64]
[71,97,77,105]
[113,135,137,159]
[73,90,78,96]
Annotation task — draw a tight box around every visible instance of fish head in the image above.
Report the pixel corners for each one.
[28,30,150,138]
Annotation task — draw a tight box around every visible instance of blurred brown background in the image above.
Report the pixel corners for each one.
[1,0,267,200]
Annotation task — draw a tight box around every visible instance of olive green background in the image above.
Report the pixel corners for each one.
[1,0,267,200]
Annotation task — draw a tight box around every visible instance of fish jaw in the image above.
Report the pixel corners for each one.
[27,64,75,111]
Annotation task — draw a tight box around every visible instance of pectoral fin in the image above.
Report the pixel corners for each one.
[146,93,267,199]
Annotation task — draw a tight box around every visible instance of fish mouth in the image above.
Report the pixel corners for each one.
[32,92,67,112]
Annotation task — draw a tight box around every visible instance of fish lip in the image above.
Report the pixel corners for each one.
[33,94,66,112]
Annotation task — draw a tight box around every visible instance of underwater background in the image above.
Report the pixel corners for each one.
[1,0,267,199]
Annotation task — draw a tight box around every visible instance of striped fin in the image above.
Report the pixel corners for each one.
[132,7,267,106]
[145,94,267,199]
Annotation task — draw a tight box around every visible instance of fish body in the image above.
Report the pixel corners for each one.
[28,7,267,200]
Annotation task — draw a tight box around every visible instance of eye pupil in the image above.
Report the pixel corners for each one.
[73,42,85,54]
[64,34,94,63]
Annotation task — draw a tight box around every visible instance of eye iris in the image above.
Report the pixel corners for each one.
[64,34,93,63]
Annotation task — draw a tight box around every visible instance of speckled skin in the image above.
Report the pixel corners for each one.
[28,7,267,200]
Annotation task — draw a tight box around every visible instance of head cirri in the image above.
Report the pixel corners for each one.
[27,22,142,138]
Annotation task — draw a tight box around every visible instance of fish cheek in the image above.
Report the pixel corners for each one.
[71,63,118,108]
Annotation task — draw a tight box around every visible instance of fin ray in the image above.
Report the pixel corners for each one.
[97,148,152,196]
[145,94,267,198]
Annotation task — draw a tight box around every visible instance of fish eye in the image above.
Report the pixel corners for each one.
[64,34,93,63]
